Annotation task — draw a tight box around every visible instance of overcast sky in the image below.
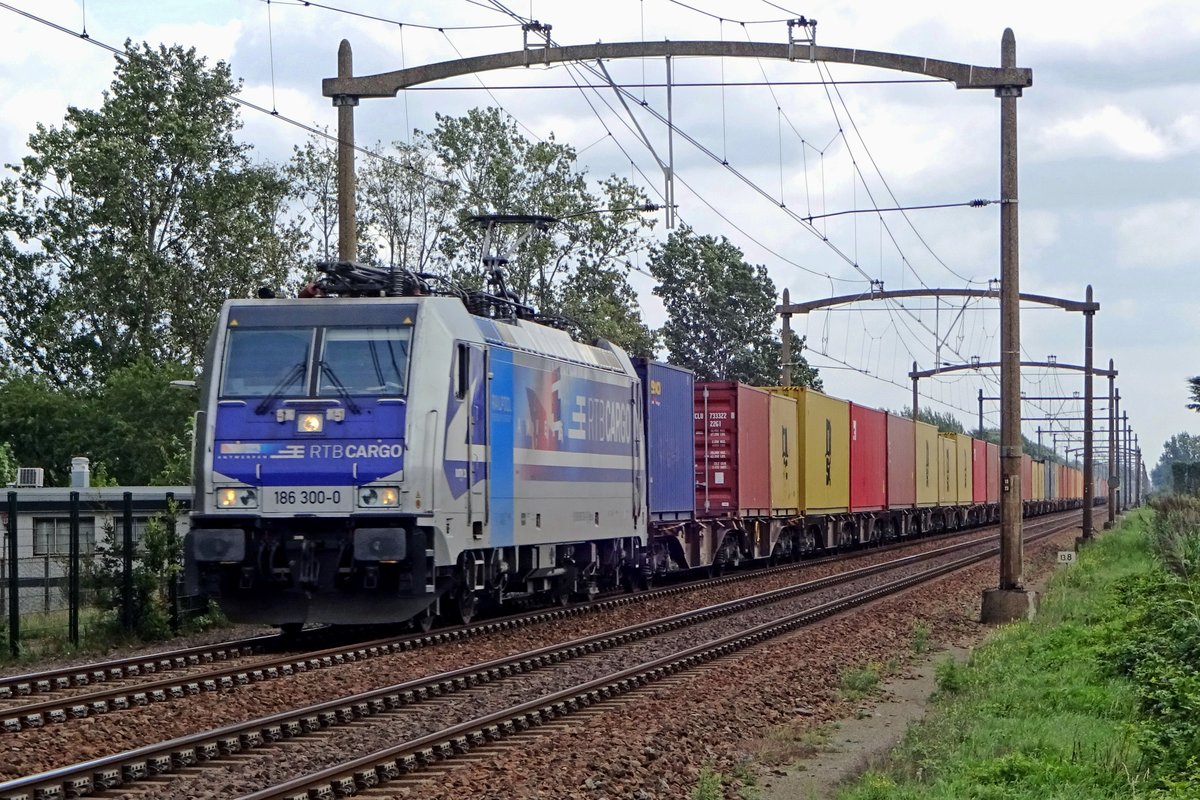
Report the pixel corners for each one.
[2,0,1197,472]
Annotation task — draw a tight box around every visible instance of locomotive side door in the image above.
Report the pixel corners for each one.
[463,343,488,525]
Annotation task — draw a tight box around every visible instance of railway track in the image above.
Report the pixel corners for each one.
[0,511,1076,734]
[0,511,1087,800]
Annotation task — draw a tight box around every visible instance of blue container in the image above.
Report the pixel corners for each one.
[634,359,696,521]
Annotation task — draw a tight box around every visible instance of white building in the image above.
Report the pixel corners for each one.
[2,458,190,615]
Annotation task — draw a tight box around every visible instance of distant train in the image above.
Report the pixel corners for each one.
[184,259,1103,632]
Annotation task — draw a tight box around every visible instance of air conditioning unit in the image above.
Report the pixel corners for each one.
[16,467,44,488]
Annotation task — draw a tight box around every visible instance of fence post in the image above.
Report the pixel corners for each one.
[69,491,80,647]
[166,492,180,634]
[7,492,19,658]
[122,492,134,633]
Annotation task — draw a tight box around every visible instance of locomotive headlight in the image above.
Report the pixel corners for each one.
[298,413,323,433]
[217,487,258,509]
[357,486,400,508]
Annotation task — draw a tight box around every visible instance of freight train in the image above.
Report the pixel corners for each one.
[184,258,1104,632]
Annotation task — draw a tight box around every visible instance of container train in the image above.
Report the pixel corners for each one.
[184,259,1104,631]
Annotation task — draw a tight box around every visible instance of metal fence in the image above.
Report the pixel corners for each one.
[3,490,199,657]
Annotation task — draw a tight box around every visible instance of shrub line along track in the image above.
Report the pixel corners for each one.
[0,512,1084,800]
[0,513,1069,734]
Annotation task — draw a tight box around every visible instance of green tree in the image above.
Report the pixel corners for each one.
[88,359,196,485]
[1188,376,1200,412]
[0,375,92,486]
[650,225,820,387]
[359,139,457,274]
[0,440,15,485]
[898,406,965,434]
[558,261,657,356]
[284,131,341,264]
[0,41,302,386]
[1151,432,1200,492]
[0,360,193,486]
[423,108,654,311]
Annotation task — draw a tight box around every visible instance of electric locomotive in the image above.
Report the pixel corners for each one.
[186,250,649,631]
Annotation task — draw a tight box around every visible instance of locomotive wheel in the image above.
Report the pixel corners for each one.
[455,588,479,625]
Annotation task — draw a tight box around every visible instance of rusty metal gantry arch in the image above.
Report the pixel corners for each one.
[323,30,1034,619]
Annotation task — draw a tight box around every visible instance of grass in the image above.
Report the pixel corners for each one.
[911,621,932,655]
[692,761,762,800]
[835,511,1165,800]
[840,663,883,699]
[2,599,229,667]
[754,722,833,765]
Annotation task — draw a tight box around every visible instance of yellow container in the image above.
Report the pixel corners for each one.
[1032,460,1046,501]
[766,387,849,514]
[952,434,973,504]
[938,433,957,506]
[768,392,799,515]
[915,421,939,507]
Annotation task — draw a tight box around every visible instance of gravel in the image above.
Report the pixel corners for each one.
[0,515,1085,796]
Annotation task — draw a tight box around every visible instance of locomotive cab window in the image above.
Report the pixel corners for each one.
[221,328,312,397]
[318,326,411,397]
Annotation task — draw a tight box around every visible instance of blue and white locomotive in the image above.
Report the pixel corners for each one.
[186,247,649,630]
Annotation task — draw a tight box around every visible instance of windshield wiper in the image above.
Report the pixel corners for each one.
[318,361,362,414]
[254,362,305,415]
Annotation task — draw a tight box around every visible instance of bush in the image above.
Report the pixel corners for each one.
[1148,494,1200,579]
[1103,502,1200,791]
[86,501,182,641]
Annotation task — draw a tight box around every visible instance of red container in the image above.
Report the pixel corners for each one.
[850,403,887,512]
[986,442,1000,504]
[1021,453,1033,501]
[694,382,771,517]
[886,414,916,509]
[972,439,987,504]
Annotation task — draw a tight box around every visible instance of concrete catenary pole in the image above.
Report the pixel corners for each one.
[781,289,792,387]
[335,40,358,262]
[912,362,919,422]
[1107,363,1117,527]
[1081,285,1095,539]
[978,389,985,436]
[1112,388,1121,516]
[982,29,1029,622]
[1118,412,1128,513]
[1135,441,1142,506]
[1132,438,1142,506]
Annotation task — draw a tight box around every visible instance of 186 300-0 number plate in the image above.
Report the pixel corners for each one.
[263,487,352,513]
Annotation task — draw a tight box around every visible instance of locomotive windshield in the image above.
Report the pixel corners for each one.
[221,328,312,397]
[220,324,412,399]
[318,327,411,397]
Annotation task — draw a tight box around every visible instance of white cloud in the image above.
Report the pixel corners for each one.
[1113,201,1200,269]
[1037,105,1182,161]
[143,20,243,63]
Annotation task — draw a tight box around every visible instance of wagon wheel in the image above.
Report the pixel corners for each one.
[552,567,579,606]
